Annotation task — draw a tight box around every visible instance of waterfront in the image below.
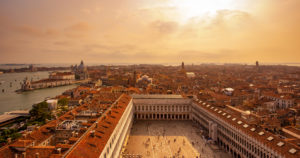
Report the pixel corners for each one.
[0,72,77,114]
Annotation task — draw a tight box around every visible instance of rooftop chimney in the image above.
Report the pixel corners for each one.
[22,152,26,158]
[90,130,95,137]
[57,148,61,154]
[22,133,26,139]
[64,140,69,144]
[7,138,12,144]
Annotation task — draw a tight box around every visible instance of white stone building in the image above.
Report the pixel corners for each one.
[98,94,300,158]
[61,94,300,158]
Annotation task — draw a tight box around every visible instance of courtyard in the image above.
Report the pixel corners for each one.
[122,120,231,158]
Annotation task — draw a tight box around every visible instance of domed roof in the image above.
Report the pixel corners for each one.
[78,60,85,70]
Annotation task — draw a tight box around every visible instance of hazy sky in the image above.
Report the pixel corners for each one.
[0,0,299,64]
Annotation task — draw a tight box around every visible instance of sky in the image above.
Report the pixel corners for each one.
[0,0,299,64]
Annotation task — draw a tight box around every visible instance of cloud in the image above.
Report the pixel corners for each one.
[80,9,91,15]
[13,25,59,37]
[0,15,60,38]
[178,49,238,60]
[212,10,252,29]
[53,41,73,46]
[186,10,252,31]
[86,50,162,64]
[83,43,137,53]
[65,22,91,32]
[1,0,300,63]
[149,20,178,34]
[44,28,59,36]
[15,25,43,36]
[137,6,179,21]
[64,22,92,38]
[0,15,14,30]
[174,9,253,41]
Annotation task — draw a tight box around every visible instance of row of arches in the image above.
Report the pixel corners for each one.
[135,104,190,113]
[134,113,190,120]
[192,114,243,158]
[218,139,242,158]
[192,106,278,158]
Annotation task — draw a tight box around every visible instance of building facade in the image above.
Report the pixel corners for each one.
[133,94,191,120]
[101,94,300,158]
[2,94,299,158]
[191,100,299,158]
[49,72,75,80]
[108,95,299,158]
[72,60,89,80]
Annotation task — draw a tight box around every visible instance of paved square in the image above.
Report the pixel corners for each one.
[122,120,231,158]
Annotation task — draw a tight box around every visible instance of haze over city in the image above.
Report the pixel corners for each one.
[1,0,300,64]
[1,1,300,158]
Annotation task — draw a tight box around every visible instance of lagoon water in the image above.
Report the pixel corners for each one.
[0,72,77,114]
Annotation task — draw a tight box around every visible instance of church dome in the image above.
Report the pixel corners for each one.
[78,60,86,71]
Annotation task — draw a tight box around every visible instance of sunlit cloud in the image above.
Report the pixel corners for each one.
[0,0,299,64]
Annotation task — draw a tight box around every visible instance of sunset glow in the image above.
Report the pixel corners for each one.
[0,0,299,64]
[170,0,242,21]
[0,1,300,157]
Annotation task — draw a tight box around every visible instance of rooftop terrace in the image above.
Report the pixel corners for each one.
[56,120,85,131]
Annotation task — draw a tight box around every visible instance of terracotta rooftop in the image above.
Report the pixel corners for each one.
[9,139,33,148]
[65,94,132,158]
[194,100,300,158]
[262,91,294,100]
[0,146,14,158]
[25,146,56,158]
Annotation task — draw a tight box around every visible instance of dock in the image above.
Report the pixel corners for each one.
[0,110,30,127]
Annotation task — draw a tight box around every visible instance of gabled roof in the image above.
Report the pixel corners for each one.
[65,94,132,158]
[195,100,300,158]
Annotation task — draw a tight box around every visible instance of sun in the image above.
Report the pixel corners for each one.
[169,0,238,20]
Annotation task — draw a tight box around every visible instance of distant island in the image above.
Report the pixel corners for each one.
[0,64,28,66]
[0,64,70,73]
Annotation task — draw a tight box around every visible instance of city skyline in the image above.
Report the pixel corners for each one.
[1,0,300,64]
[1,1,300,157]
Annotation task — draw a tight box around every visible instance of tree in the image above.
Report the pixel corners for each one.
[10,132,21,140]
[29,101,52,123]
[58,98,69,106]
[0,129,21,146]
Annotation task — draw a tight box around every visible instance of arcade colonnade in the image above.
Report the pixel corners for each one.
[130,95,287,158]
[134,103,191,120]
